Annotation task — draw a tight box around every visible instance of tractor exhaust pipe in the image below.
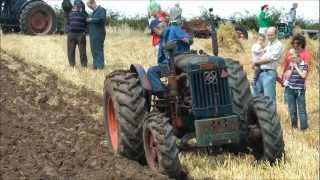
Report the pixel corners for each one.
[209,8,218,56]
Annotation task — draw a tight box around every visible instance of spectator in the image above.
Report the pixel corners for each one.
[62,0,87,33]
[87,0,107,70]
[281,34,311,130]
[253,27,283,107]
[258,4,273,35]
[147,0,161,25]
[251,33,266,88]
[66,0,88,68]
[287,3,298,36]
[169,3,182,26]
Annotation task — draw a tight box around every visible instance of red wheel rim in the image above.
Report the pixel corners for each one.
[27,10,52,34]
[145,130,158,171]
[107,97,118,151]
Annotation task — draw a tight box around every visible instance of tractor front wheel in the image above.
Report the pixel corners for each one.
[245,96,285,164]
[103,71,147,163]
[143,112,182,178]
[225,59,252,152]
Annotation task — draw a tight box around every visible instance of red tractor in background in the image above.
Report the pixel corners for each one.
[0,0,56,34]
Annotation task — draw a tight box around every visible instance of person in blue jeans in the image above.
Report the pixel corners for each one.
[253,27,283,108]
[147,20,192,95]
[282,34,310,130]
[87,0,106,70]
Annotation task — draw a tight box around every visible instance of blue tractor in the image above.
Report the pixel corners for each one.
[0,0,56,34]
[102,8,285,178]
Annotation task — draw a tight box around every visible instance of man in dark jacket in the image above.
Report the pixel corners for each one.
[62,0,87,33]
[87,0,107,70]
[66,0,88,67]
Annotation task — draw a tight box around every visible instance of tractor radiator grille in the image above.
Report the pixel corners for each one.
[188,67,233,118]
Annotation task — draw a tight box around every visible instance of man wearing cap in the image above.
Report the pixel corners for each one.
[66,0,88,67]
[148,1,168,63]
[87,0,107,70]
[147,20,192,95]
[258,5,273,35]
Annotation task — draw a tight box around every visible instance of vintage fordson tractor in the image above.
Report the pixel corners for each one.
[103,8,284,179]
[0,0,56,34]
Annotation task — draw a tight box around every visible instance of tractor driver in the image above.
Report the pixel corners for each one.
[147,19,193,96]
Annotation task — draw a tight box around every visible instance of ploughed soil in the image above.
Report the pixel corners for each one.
[0,51,165,180]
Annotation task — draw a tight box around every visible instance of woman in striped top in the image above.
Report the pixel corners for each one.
[281,34,311,130]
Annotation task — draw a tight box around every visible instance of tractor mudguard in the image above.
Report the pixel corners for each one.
[130,64,152,91]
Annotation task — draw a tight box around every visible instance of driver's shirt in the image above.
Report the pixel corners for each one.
[157,25,192,66]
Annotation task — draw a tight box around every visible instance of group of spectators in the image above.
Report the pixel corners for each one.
[251,28,311,131]
[62,0,106,70]
[258,3,298,36]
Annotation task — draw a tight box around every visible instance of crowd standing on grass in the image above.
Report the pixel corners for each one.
[250,30,311,131]
[62,0,106,70]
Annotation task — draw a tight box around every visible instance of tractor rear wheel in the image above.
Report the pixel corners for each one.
[245,96,284,164]
[225,59,252,151]
[20,1,56,35]
[103,70,147,163]
[143,112,182,178]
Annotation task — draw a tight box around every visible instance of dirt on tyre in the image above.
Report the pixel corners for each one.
[245,96,285,164]
[103,70,147,163]
[225,59,252,151]
[143,112,182,179]
[20,1,56,35]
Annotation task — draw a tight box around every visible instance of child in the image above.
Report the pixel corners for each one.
[251,34,266,87]
[282,48,300,86]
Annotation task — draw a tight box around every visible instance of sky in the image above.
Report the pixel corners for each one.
[47,0,319,21]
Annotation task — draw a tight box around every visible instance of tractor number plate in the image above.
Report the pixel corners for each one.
[195,115,240,147]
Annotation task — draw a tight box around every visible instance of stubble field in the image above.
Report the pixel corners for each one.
[0,27,319,179]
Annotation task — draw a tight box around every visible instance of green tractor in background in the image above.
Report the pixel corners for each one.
[102,8,285,179]
[0,0,56,34]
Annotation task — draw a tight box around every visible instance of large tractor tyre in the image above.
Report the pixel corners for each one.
[245,96,284,164]
[225,59,253,152]
[143,112,182,179]
[19,1,56,35]
[103,70,147,163]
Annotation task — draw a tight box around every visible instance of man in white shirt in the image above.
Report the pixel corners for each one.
[253,27,283,107]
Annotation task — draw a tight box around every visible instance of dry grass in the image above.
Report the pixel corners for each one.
[216,22,244,54]
[1,27,319,179]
